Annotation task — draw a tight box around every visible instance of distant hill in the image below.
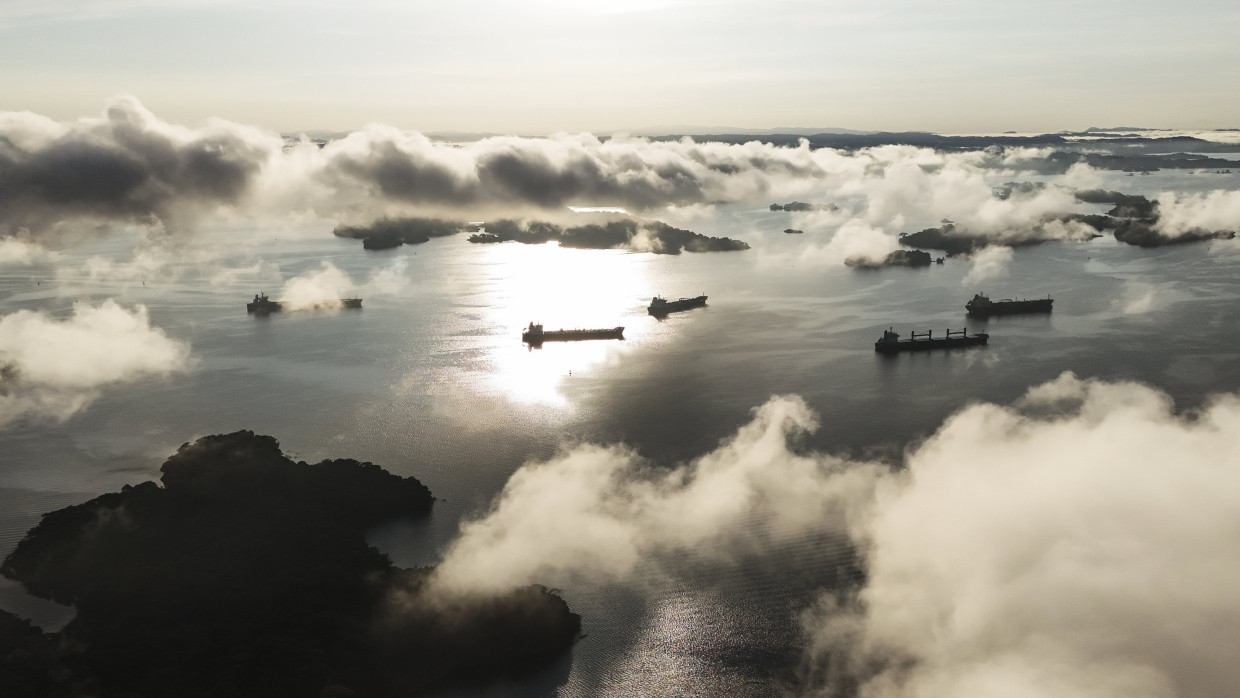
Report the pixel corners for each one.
[651,131,1066,150]
[1082,126,1170,132]
[629,125,875,137]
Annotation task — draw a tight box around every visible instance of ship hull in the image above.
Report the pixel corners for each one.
[247,301,282,314]
[648,296,707,316]
[966,298,1052,317]
[522,327,625,344]
[247,298,362,314]
[875,334,988,354]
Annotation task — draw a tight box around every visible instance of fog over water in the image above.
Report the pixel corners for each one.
[3,109,1240,695]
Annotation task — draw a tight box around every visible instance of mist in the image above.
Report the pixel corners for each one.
[431,395,882,594]
[0,98,277,240]
[2,100,1126,266]
[1154,190,1240,239]
[425,371,1240,697]
[0,300,191,425]
[274,259,410,310]
[801,372,1240,698]
[961,245,1014,287]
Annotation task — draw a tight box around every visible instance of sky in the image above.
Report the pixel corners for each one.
[1,0,1238,135]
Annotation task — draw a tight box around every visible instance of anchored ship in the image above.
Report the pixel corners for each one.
[247,293,282,314]
[522,322,624,344]
[874,327,988,354]
[966,293,1052,317]
[647,295,707,316]
[246,293,363,314]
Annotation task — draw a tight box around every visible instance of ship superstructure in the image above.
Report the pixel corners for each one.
[965,293,1052,317]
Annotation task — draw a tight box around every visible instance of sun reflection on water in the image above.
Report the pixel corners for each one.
[473,242,655,405]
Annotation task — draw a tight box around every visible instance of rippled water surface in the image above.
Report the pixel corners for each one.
[4,169,1240,694]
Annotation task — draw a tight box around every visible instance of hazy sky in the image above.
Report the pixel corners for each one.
[2,0,1237,134]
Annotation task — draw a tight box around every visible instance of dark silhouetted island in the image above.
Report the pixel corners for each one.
[0,609,65,697]
[1073,190,1235,247]
[469,217,749,254]
[334,217,472,250]
[0,431,580,697]
[770,201,813,211]
[898,224,996,256]
[1112,218,1235,247]
[846,249,933,269]
[1074,189,1158,217]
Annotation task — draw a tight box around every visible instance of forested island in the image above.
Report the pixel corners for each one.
[846,249,933,269]
[0,431,580,697]
[467,217,750,254]
[897,189,1233,255]
[333,217,475,250]
[335,215,748,255]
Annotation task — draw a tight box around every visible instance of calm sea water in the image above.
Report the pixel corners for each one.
[3,167,1240,695]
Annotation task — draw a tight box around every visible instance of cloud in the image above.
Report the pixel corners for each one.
[0,300,191,425]
[1114,280,1159,315]
[0,237,56,265]
[276,261,356,310]
[2,101,1105,252]
[59,248,178,285]
[431,395,882,594]
[275,259,410,309]
[818,222,900,268]
[0,97,278,240]
[430,371,1240,697]
[359,257,410,296]
[208,260,283,288]
[801,372,1240,698]
[961,245,1013,287]
[316,129,833,217]
[1153,190,1240,239]
[839,150,1083,238]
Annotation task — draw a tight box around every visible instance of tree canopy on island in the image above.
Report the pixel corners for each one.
[0,431,580,697]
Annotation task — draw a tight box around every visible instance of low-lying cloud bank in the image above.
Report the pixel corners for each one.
[431,396,882,593]
[271,259,409,310]
[1152,190,1240,242]
[0,97,274,239]
[0,300,191,424]
[434,374,1240,697]
[803,372,1240,697]
[2,99,835,239]
[0,100,1089,245]
[7,100,1238,267]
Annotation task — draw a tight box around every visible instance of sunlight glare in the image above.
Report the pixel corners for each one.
[477,242,652,405]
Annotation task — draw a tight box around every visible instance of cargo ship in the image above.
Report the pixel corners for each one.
[247,293,363,314]
[965,293,1052,317]
[522,322,624,344]
[647,295,707,316]
[874,327,988,354]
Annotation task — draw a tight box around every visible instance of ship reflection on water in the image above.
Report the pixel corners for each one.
[471,241,655,405]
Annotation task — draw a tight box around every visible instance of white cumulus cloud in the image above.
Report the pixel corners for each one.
[802,372,1240,698]
[0,300,191,424]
